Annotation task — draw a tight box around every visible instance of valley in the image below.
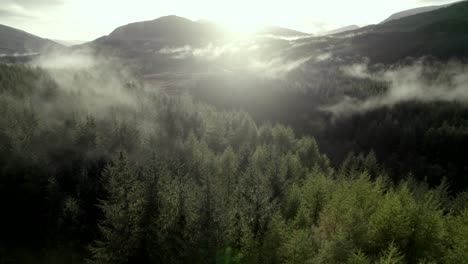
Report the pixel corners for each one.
[0,1,467,263]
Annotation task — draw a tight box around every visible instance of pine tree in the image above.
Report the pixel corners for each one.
[197,172,218,264]
[377,243,405,264]
[141,153,165,263]
[88,153,145,264]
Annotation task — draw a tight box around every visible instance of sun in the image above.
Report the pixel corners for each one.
[183,0,271,33]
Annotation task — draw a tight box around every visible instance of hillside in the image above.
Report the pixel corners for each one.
[380,4,449,24]
[92,15,229,49]
[324,25,360,35]
[83,1,468,72]
[108,16,225,43]
[1,62,467,263]
[0,24,61,54]
[83,15,312,74]
[255,25,309,36]
[337,1,468,63]
[376,1,468,32]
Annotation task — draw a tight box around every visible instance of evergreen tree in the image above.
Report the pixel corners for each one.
[88,153,146,264]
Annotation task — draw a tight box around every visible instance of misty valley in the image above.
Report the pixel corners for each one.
[1,1,468,264]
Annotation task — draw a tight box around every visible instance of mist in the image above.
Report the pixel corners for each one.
[8,49,161,137]
[0,52,40,57]
[323,59,468,116]
[3,3,468,262]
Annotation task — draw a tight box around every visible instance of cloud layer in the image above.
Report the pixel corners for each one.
[323,60,468,116]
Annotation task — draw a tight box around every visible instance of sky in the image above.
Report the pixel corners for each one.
[0,0,460,41]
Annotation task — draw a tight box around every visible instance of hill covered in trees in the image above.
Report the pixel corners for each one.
[1,2,468,264]
[380,2,455,24]
[0,61,466,263]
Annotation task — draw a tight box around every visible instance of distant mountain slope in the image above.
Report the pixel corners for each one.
[94,15,228,47]
[375,1,468,32]
[337,1,468,63]
[0,24,61,54]
[53,39,87,47]
[84,15,311,74]
[381,5,448,24]
[288,1,468,64]
[84,1,468,73]
[256,26,309,36]
[90,16,309,50]
[324,25,360,35]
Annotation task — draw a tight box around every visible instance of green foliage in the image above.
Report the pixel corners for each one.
[376,243,405,264]
[347,251,371,264]
[368,183,446,263]
[443,209,468,263]
[88,153,146,264]
[0,64,467,264]
[281,228,314,264]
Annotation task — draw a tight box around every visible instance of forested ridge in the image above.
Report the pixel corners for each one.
[0,63,467,264]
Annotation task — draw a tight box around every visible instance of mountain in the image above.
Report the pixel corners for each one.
[90,16,309,49]
[278,1,468,64]
[381,5,449,24]
[85,15,236,67]
[93,15,228,47]
[324,25,360,35]
[375,1,468,32]
[53,39,87,47]
[84,1,468,72]
[84,15,311,74]
[0,24,62,55]
[336,1,468,63]
[255,26,309,37]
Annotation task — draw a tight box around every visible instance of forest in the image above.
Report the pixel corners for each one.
[189,59,468,193]
[0,62,467,264]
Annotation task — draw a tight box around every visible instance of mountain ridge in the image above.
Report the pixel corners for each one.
[0,24,62,54]
[324,25,360,35]
[381,4,449,24]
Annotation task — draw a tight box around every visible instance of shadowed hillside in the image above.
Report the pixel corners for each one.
[0,24,62,54]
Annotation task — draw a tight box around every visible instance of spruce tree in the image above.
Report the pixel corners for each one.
[88,153,145,264]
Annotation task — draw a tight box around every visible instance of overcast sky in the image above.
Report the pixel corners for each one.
[0,0,460,41]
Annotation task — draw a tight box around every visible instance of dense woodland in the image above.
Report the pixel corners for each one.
[0,63,467,263]
[189,65,468,194]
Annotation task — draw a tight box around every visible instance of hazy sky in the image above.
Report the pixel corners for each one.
[0,0,460,41]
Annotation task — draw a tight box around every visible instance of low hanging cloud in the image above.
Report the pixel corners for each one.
[158,42,250,60]
[157,41,314,78]
[27,49,146,124]
[31,51,97,69]
[315,52,332,62]
[248,55,313,78]
[341,63,372,79]
[0,52,40,57]
[323,60,468,116]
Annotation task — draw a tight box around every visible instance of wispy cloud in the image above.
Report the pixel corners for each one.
[323,59,468,116]
[158,42,251,60]
[248,55,313,78]
[0,52,40,57]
